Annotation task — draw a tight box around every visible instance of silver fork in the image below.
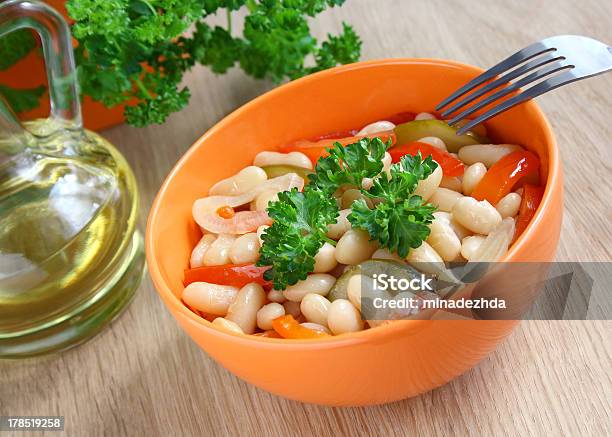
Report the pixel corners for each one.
[436,35,612,135]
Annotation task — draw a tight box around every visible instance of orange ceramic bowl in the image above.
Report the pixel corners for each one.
[146,59,562,406]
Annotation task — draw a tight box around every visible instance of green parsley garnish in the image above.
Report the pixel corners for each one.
[257,137,439,290]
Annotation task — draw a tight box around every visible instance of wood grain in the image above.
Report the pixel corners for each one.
[2,0,611,435]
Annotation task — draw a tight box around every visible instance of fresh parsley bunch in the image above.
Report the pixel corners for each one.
[257,137,439,290]
[0,0,361,127]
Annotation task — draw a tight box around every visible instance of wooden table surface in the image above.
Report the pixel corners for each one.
[2,0,611,435]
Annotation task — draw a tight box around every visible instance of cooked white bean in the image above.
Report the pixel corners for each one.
[433,211,472,240]
[267,289,286,303]
[190,234,217,268]
[382,152,392,177]
[212,317,244,334]
[313,242,338,273]
[203,234,236,266]
[209,166,268,196]
[256,302,285,330]
[357,120,395,136]
[301,322,331,334]
[253,151,313,169]
[327,299,364,334]
[229,233,260,264]
[326,209,352,239]
[371,248,403,262]
[182,282,239,316]
[496,192,521,218]
[256,225,269,246]
[414,164,443,201]
[461,235,486,261]
[452,196,502,235]
[226,283,266,334]
[458,144,523,168]
[335,229,378,265]
[341,188,373,209]
[415,112,436,120]
[362,177,374,190]
[427,215,462,261]
[462,162,487,195]
[439,176,463,192]
[252,189,279,212]
[406,241,444,275]
[283,274,336,302]
[283,300,301,318]
[346,274,362,310]
[300,293,331,326]
[417,136,447,151]
[429,188,463,212]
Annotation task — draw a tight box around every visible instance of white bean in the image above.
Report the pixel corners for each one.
[212,317,244,334]
[414,164,443,201]
[300,293,331,326]
[226,283,266,334]
[256,302,285,330]
[341,189,373,209]
[371,248,403,262]
[209,166,268,196]
[326,209,352,239]
[357,120,395,136]
[462,162,487,195]
[433,211,472,240]
[313,243,338,273]
[458,144,524,168]
[282,300,301,318]
[203,234,236,266]
[439,176,463,192]
[267,289,286,303]
[335,229,378,265]
[429,188,463,212]
[301,322,331,334]
[253,151,313,169]
[406,241,445,275]
[415,112,436,120]
[252,189,279,212]
[496,192,521,218]
[461,235,486,261]
[327,299,364,335]
[427,215,462,261]
[452,196,502,235]
[417,136,447,151]
[382,152,392,178]
[283,274,336,302]
[182,282,239,316]
[229,233,260,264]
[346,274,362,310]
[190,234,217,268]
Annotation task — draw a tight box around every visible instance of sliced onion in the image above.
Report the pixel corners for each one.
[469,217,515,262]
[195,210,272,235]
[193,173,304,216]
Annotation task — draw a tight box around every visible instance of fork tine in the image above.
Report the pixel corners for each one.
[440,54,564,118]
[456,71,577,135]
[436,41,553,111]
[448,62,571,127]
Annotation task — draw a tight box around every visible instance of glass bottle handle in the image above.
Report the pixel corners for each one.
[0,0,82,130]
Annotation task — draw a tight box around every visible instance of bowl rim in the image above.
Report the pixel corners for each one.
[146,57,560,347]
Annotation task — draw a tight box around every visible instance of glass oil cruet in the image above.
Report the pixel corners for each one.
[0,0,145,358]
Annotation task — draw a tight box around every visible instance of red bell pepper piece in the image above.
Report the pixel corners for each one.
[280,131,396,165]
[310,129,359,141]
[471,150,540,205]
[389,141,465,176]
[385,111,417,125]
[184,263,271,288]
[514,184,545,240]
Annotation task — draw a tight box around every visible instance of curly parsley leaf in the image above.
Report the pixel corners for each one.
[0,29,37,71]
[256,187,339,290]
[0,84,46,113]
[308,136,389,192]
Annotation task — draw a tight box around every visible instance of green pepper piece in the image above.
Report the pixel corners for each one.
[393,120,489,152]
